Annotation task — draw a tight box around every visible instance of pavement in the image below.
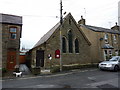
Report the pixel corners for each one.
[2,67,97,80]
[2,69,50,79]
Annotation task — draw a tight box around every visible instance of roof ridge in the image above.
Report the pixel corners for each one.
[80,24,120,34]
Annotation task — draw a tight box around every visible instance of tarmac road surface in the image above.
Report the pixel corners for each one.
[2,68,120,89]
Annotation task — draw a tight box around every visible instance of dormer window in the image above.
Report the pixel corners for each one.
[9,27,17,39]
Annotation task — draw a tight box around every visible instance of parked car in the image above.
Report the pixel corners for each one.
[98,56,120,71]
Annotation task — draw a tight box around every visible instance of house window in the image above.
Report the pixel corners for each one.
[9,27,17,39]
[68,30,73,53]
[75,38,79,53]
[113,35,117,40]
[104,34,108,40]
[62,37,66,53]
[105,50,107,54]
[109,50,112,55]
[104,34,108,43]
[113,35,117,44]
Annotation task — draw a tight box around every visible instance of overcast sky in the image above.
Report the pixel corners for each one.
[0,0,119,49]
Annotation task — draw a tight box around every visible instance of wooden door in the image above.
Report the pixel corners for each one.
[36,50,44,67]
[7,51,16,70]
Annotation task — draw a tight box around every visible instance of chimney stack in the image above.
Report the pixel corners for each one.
[78,16,86,25]
[111,22,120,31]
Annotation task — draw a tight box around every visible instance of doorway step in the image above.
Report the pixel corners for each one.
[41,69,51,74]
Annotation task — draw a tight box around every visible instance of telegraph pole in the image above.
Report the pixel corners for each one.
[60,0,63,25]
[60,0,63,72]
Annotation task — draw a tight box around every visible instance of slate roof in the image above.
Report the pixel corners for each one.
[33,22,60,48]
[80,24,120,35]
[0,13,22,25]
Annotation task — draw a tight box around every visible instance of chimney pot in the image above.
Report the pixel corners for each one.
[78,15,86,25]
[81,16,83,19]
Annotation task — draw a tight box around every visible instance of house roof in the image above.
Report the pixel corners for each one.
[33,13,91,49]
[33,13,70,48]
[80,24,120,35]
[33,22,60,48]
[0,13,22,25]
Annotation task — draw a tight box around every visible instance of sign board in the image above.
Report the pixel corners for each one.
[48,54,52,60]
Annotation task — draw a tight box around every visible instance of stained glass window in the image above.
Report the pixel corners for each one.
[75,38,79,53]
[62,37,66,53]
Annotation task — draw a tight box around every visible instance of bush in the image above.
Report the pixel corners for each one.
[50,66,60,73]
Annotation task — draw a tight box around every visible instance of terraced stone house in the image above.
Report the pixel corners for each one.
[79,16,120,61]
[0,13,22,71]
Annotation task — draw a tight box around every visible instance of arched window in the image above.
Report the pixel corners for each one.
[68,30,73,53]
[75,38,79,53]
[62,37,66,53]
